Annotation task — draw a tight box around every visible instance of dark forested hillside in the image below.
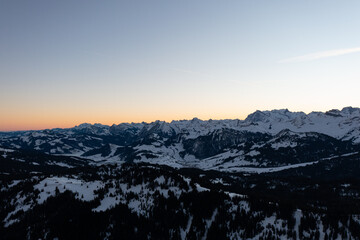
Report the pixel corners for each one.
[1,153,360,239]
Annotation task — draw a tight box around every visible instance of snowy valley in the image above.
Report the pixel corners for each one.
[1,107,360,239]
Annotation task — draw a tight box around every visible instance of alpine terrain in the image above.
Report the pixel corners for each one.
[1,107,360,239]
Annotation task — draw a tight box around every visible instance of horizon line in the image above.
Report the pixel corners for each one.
[1,106,357,132]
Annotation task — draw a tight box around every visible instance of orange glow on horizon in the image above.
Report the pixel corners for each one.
[0,112,250,132]
[1,98,349,132]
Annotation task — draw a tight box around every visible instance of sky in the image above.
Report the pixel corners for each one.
[1,0,360,131]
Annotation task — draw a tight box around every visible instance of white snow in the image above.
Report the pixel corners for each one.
[225,191,246,199]
[202,208,218,240]
[271,141,297,150]
[46,161,75,168]
[294,209,302,240]
[92,178,191,214]
[34,177,103,204]
[8,180,21,188]
[214,152,358,174]
[4,192,32,227]
[195,183,210,192]
[0,180,21,192]
[35,139,45,146]
[1,107,360,174]
[93,188,120,212]
[247,150,260,157]
[0,147,15,152]
[180,216,193,240]
[154,176,166,185]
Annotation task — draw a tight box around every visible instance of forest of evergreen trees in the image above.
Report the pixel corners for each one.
[1,160,360,239]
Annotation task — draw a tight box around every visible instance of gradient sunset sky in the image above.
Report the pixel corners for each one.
[1,1,360,131]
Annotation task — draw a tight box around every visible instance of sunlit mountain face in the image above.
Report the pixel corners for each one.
[1,107,360,239]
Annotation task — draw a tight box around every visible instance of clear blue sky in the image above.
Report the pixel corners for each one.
[1,0,360,130]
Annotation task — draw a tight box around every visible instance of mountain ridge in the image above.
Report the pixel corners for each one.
[1,108,360,239]
[2,106,359,143]
[0,107,359,172]
[2,106,358,133]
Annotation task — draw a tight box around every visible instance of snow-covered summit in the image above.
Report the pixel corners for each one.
[73,123,110,135]
[239,107,360,142]
[0,107,359,172]
[2,107,360,143]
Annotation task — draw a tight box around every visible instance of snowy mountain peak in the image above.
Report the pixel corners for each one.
[341,106,360,115]
[244,110,269,123]
[75,123,93,129]
[57,107,359,140]
[0,106,359,173]
[245,109,306,125]
[325,109,343,117]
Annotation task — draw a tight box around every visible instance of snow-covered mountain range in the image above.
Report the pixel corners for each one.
[1,107,359,172]
[1,107,360,239]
